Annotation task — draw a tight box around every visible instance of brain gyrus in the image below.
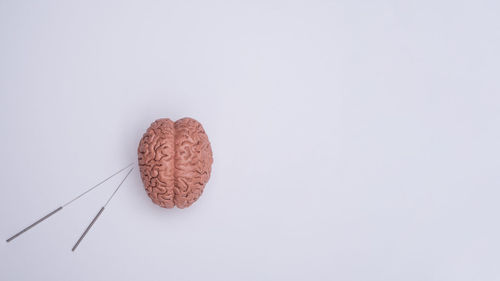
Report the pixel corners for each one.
[138,118,213,208]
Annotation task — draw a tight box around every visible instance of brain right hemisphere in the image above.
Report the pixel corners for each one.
[137,118,213,208]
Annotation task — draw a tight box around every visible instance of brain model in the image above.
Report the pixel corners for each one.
[138,118,213,208]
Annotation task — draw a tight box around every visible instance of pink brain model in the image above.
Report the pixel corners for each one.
[138,118,213,208]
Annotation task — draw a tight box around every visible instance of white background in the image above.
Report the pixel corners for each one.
[1,0,499,280]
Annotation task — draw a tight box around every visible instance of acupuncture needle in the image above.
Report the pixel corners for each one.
[6,162,135,242]
[72,167,134,252]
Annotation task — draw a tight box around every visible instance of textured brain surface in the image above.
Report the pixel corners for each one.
[138,118,213,208]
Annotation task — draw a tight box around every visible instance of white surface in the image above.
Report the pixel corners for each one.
[1,0,499,280]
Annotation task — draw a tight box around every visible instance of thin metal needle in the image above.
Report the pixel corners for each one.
[6,163,134,243]
[62,162,135,207]
[72,167,134,252]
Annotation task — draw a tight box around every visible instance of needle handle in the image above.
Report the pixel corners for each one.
[72,207,105,252]
[6,206,63,242]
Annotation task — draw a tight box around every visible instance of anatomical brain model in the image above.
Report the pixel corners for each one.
[138,118,213,208]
